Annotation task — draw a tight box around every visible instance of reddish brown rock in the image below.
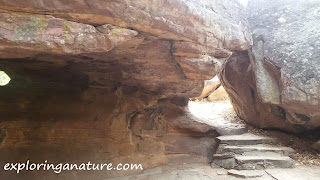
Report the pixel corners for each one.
[0,0,252,49]
[190,77,220,101]
[173,41,232,59]
[175,56,216,80]
[208,86,229,102]
[0,0,252,179]
[219,51,298,132]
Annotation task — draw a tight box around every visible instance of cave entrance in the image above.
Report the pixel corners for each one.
[188,76,245,135]
[0,71,11,86]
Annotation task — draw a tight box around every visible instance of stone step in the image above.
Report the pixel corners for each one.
[217,144,295,156]
[227,169,265,178]
[213,151,289,162]
[217,133,275,145]
[234,155,294,170]
[214,151,285,159]
[212,155,294,170]
[215,124,248,136]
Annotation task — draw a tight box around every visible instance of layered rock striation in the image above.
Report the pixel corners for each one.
[0,0,251,179]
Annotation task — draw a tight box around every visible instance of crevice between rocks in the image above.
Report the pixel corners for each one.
[169,40,188,79]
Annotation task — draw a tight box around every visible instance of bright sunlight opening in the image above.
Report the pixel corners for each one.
[0,71,11,86]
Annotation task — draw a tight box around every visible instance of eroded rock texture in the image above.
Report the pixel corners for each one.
[220,0,320,133]
[219,51,298,132]
[190,76,221,101]
[248,0,320,131]
[0,0,252,50]
[0,0,251,179]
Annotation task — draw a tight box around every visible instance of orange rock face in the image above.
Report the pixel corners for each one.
[190,77,221,101]
[0,0,252,179]
[208,86,229,102]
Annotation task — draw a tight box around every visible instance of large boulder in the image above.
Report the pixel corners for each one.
[221,0,320,133]
[248,0,320,131]
[219,51,298,132]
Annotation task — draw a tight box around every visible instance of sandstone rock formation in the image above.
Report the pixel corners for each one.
[189,76,220,101]
[248,0,320,131]
[0,0,252,50]
[219,51,298,132]
[219,0,320,133]
[0,12,138,58]
[0,0,251,179]
[208,86,229,102]
[189,75,229,102]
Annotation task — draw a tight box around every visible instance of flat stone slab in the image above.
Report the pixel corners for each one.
[213,153,234,159]
[228,169,265,178]
[213,154,294,170]
[212,158,236,169]
[219,144,295,155]
[235,155,294,169]
[217,133,275,145]
[216,169,228,175]
[265,166,320,180]
[235,155,292,162]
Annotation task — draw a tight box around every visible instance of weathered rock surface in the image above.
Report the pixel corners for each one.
[218,0,320,133]
[216,133,276,145]
[241,0,320,131]
[0,0,252,49]
[190,76,220,100]
[0,11,138,58]
[219,51,298,132]
[0,0,252,179]
[208,85,229,101]
[227,169,265,178]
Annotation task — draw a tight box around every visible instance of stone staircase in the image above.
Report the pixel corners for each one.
[212,133,296,170]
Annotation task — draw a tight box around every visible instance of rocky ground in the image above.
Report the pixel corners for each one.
[188,100,247,135]
[248,126,320,166]
[197,98,320,166]
[112,99,320,180]
[107,161,320,180]
[106,98,320,179]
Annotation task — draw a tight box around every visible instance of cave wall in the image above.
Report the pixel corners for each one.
[0,37,216,179]
[0,1,252,179]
